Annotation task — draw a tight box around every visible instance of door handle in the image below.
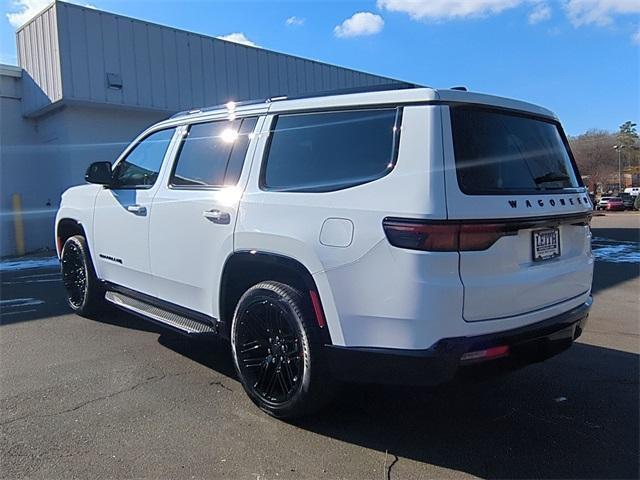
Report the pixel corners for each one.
[127,205,147,215]
[203,209,231,224]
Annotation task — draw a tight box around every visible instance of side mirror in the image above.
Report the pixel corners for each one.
[85,161,113,185]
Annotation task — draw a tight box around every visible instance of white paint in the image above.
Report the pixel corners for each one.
[56,87,594,350]
[320,218,354,248]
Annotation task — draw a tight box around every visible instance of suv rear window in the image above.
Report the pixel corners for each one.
[450,106,581,195]
[262,108,400,192]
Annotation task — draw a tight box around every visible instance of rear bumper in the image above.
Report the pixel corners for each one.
[325,297,591,386]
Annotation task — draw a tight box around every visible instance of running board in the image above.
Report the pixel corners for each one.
[105,291,216,334]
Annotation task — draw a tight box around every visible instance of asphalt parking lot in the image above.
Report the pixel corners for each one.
[1,212,638,479]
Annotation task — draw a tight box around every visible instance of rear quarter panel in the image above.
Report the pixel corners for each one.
[235,106,450,346]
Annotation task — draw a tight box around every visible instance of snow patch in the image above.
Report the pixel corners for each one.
[591,237,640,264]
[0,256,59,272]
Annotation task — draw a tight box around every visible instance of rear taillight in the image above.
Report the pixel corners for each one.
[459,224,513,251]
[383,218,516,252]
[381,221,459,251]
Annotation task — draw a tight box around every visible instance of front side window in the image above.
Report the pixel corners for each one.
[262,108,400,192]
[450,106,581,195]
[170,117,258,187]
[112,128,175,188]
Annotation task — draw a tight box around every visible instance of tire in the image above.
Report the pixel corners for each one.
[230,281,335,419]
[60,235,106,317]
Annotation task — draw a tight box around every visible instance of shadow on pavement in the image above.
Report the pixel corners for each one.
[591,226,640,293]
[297,343,638,479]
[158,333,237,380]
[159,331,638,479]
[592,261,639,293]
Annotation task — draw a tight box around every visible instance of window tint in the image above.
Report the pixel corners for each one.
[171,117,257,187]
[450,106,580,195]
[224,117,258,185]
[113,128,175,188]
[263,109,399,192]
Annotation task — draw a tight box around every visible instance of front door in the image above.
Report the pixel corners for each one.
[149,116,261,317]
[93,127,177,295]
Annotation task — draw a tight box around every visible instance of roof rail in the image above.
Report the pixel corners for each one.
[170,98,268,119]
[170,82,421,119]
[267,82,421,103]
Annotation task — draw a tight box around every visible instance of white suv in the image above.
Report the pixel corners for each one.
[56,87,594,418]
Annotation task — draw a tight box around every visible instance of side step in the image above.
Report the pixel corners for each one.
[105,291,216,334]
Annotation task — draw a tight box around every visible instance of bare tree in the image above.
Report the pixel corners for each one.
[569,130,618,190]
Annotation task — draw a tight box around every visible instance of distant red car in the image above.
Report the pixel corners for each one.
[606,197,625,211]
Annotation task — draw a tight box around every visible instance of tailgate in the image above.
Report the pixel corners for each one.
[459,215,593,321]
[442,103,594,322]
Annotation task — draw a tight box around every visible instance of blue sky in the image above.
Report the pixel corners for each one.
[1,0,638,135]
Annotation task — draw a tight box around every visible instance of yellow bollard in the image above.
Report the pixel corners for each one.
[11,193,25,256]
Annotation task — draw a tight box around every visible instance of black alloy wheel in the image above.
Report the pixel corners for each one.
[235,297,303,405]
[231,281,335,419]
[60,235,105,316]
[61,238,88,309]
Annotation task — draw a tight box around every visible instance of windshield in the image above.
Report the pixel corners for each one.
[450,106,581,195]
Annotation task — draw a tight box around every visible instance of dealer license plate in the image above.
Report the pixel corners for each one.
[533,228,560,261]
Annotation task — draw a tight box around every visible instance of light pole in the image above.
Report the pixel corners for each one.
[613,145,625,193]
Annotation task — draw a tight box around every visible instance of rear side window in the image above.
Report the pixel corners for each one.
[450,106,581,195]
[112,128,175,188]
[170,117,257,187]
[262,108,400,192]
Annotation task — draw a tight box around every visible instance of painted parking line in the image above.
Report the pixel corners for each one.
[15,272,60,279]
[0,298,46,308]
[2,279,60,285]
[1,308,37,316]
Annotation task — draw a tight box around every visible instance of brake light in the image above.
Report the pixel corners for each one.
[383,219,516,252]
[459,224,511,251]
[382,221,459,251]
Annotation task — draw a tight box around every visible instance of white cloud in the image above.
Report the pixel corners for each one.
[564,0,640,27]
[216,32,259,48]
[376,0,523,21]
[528,2,552,23]
[7,0,97,28]
[632,29,640,44]
[285,16,305,26]
[7,0,51,28]
[334,11,384,38]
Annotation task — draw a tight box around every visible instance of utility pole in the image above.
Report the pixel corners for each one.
[613,145,625,193]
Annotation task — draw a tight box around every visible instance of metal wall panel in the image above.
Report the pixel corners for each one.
[18,1,409,117]
[16,3,62,114]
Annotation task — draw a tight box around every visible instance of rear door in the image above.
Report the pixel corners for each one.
[149,114,262,316]
[442,105,593,321]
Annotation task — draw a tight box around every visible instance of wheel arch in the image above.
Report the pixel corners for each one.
[218,251,332,344]
[56,218,86,256]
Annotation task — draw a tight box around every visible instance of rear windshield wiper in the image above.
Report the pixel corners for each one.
[534,172,570,185]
